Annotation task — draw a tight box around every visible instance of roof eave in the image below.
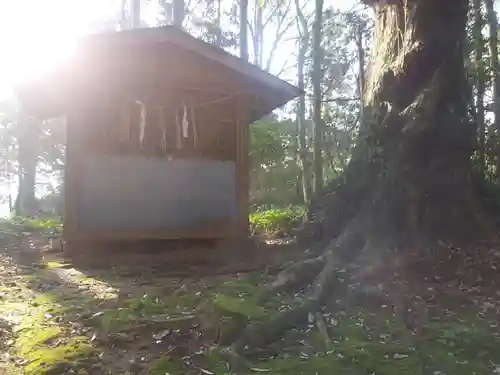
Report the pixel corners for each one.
[79,26,302,100]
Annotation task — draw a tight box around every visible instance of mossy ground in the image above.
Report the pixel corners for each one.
[0,276,99,375]
[1,233,500,375]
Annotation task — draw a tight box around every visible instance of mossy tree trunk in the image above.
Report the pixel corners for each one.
[358,0,475,236]
[231,0,481,353]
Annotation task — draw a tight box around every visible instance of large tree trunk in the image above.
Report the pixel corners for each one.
[359,0,475,236]
[231,0,480,355]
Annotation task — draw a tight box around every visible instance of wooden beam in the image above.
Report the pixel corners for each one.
[235,95,250,238]
[64,220,237,242]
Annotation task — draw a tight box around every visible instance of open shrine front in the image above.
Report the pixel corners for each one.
[66,90,248,241]
[14,26,302,243]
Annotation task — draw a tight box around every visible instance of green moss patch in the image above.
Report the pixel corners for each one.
[212,294,267,319]
[255,356,345,375]
[215,275,265,297]
[41,261,70,270]
[205,307,499,375]
[22,338,95,375]
[421,315,500,375]
[14,293,96,375]
[148,356,184,375]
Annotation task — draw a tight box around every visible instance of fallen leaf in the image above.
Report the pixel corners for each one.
[393,353,408,359]
[199,369,214,374]
[152,330,171,340]
[307,312,315,323]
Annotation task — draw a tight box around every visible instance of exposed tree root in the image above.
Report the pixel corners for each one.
[255,255,325,303]
[388,285,433,375]
[314,312,331,348]
[231,297,317,353]
[258,217,367,302]
[232,219,368,353]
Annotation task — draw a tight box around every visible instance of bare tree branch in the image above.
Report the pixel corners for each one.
[295,0,310,40]
[321,96,360,103]
[262,1,283,29]
[265,1,296,71]
[275,58,294,77]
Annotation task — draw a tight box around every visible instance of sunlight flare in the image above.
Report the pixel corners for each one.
[0,0,116,96]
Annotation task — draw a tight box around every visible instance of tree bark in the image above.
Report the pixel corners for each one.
[485,0,500,177]
[131,0,141,28]
[232,0,480,354]
[252,3,264,67]
[119,0,128,30]
[240,0,249,61]
[355,21,366,126]
[295,0,312,203]
[173,0,185,27]
[474,0,486,174]
[311,0,324,193]
[360,0,475,236]
[215,0,222,46]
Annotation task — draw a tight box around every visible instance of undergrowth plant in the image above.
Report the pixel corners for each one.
[249,205,306,235]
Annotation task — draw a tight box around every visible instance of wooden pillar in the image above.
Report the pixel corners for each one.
[235,95,250,238]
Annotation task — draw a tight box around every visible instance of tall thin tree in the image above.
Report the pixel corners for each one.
[474,0,486,173]
[295,0,312,202]
[240,0,249,61]
[131,0,141,28]
[485,0,500,176]
[311,0,324,193]
[355,20,366,126]
[173,0,186,27]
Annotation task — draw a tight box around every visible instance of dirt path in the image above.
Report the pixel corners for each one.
[2,231,500,375]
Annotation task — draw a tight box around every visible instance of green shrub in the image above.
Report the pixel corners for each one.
[475,174,500,212]
[249,206,306,235]
[12,216,63,232]
[0,216,62,236]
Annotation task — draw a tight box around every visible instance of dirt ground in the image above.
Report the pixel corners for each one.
[1,230,500,375]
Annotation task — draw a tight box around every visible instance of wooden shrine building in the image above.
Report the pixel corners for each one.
[15,26,301,243]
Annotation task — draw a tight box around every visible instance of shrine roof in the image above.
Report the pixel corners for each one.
[15,26,302,120]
